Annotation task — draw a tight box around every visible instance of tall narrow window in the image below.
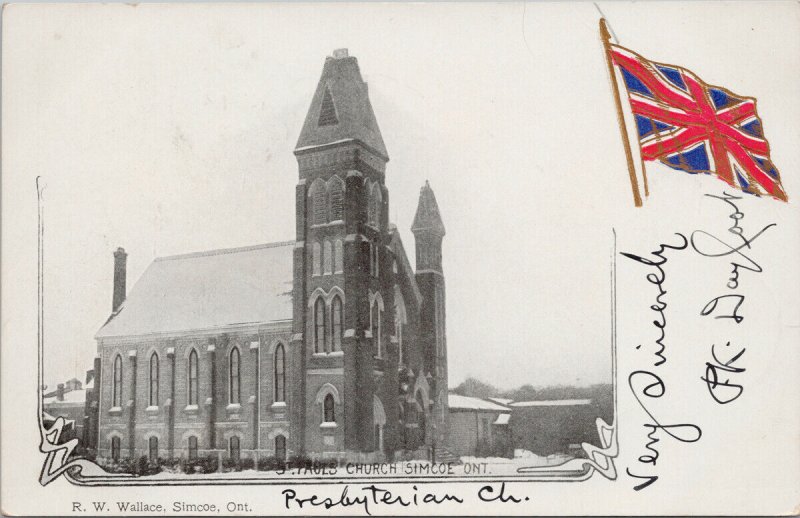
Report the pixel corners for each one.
[395,288,406,366]
[371,299,382,358]
[367,182,383,228]
[323,240,332,275]
[323,394,335,422]
[367,182,377,226]
[188,349,198,406]
[328,176,344,221]
[188,436,198,461]
[310,180,327,225]
[274,344,285,403]
[112,354,122,408]
[331,296,343,352]
[397,318,404,365]
[229,436,240,463]
[149,436,158,462]
[314,298,326,353]
[334,240,344,273]
[369,242,375,276]
[312,242,322,276]
[111,436,121,462]
[275,435,286,461]
[149,352,159,407]
[370,241,380,277]
[229,348,240,405]
[369,184,383,228]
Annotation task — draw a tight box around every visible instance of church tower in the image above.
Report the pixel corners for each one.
[290,49,393,459]
[412,182,448,454]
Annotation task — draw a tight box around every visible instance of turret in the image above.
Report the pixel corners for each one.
[411,181,445,273]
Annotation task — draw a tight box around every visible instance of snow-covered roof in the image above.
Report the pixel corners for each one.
[494,413,511,425]
[43,389,86,405]
[510,399,592,407]
[488,397,513,406]
[448,394,509,412]
[96,242,294,338]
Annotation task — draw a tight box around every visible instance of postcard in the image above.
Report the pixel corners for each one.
[1,2,798,516]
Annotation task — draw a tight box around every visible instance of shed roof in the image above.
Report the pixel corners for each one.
[510,399,592,407]
[96,242,294,339]
[494,413,511,425]
[448,394,509,412]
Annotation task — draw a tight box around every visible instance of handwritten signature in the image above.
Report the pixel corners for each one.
[690,192,775,323]
[701,342,746,405]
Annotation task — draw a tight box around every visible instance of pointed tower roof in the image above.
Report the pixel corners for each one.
[295,49,388,161]
[411,181,445,236]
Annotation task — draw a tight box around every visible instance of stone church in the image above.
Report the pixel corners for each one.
[93,49,448,465]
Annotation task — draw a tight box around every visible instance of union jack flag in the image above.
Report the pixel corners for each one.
[609,43,787,202]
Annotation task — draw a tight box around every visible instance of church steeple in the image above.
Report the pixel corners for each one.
[295,49,388,161]
[412,181,445,272]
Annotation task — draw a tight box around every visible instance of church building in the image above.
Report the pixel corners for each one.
[93,49,449,465]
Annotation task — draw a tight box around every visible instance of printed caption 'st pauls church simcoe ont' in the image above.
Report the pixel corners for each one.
[87,49,450,465]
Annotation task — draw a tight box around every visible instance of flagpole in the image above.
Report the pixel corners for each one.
[599,18,643,208]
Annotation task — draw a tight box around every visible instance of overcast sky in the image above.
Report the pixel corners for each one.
[6,2,799,390]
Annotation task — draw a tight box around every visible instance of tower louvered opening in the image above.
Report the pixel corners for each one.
[318,87,339,126]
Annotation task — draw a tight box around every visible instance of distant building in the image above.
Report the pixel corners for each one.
[43,372,98,448]
[508,399,597,456]
[446,394,511,458]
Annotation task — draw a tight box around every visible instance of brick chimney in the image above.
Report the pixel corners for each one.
[112,247,127,313]
[56,383,64,401]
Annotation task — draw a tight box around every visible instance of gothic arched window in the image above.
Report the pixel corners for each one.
[323,240,332,275]
[229,347,240,405]
[334,239,344,273]
[188,349,198,406]
[328,176,344,221]
[323,393,335,422]
[112,354,122,408]
[314,298,326,354]
[369,183,383,228]
[331,295,343,352]
[149,352,159,407]
[274,344,285,403]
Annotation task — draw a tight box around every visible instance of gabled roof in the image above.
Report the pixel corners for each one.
[411,181,445,236]
[295,50,388,161]
[448,394,509,412]
[96,242,294,339]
